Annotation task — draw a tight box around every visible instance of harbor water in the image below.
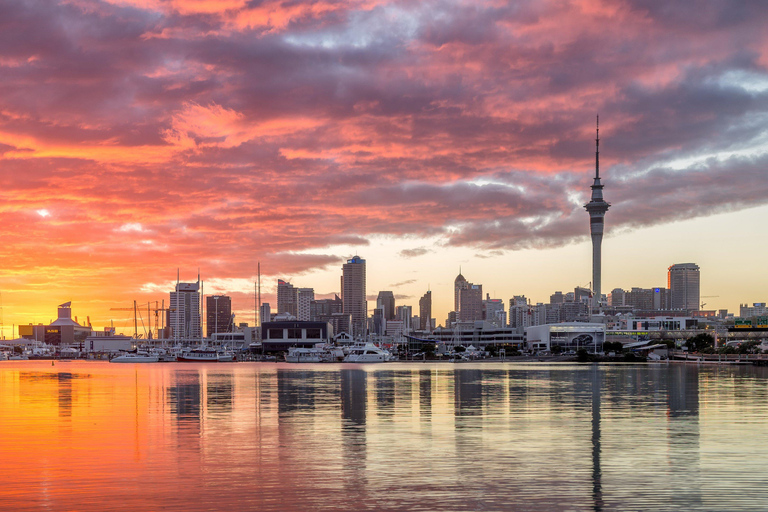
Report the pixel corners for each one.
[1,361,768,511]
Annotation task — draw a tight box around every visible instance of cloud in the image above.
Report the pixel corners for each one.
[1,0,768,327]
[400,247,431,258]
[389,279,417,287]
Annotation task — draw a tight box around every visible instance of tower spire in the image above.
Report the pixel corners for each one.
[595,115,600,179]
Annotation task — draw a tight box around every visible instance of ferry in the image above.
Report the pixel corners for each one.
[177,349,220,362]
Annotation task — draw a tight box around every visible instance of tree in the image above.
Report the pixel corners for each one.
[686,333,715,352]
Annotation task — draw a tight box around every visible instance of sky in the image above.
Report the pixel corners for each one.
[1,0,767,336]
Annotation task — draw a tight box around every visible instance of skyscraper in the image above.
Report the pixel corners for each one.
[458,284,483,322]
[584,117,610,311]
[342,256,367,337]
[668,263,700,311]
[419,290,432,331]
[206,295,231,337]
[277,279,297,317]
[170,277,201,341]
[297,287,314,321]
[376,291,396,321]
[454,272,468,313]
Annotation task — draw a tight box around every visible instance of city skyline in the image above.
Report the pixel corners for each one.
[1,1,767,333]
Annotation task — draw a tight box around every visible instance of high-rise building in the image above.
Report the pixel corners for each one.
[549,291,565,304]
[419,291,432,331]
[483,294,505,327]
[609,288,625,307]
[342,256,367,337]
[170,278,201,341]
[454,272,468,313]
[458,284,483,322]
[206,295,231,337]
[668,263,700,311]
[584,117,610,311]
[396,305,413,332]
[277,279,297,317]
[297,288,314,321]
[259,303,271,327]
[376,291,396,321]
[310,295,343,321]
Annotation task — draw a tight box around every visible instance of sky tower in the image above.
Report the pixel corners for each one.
[584,116,610,311]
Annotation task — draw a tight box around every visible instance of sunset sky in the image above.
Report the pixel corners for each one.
[1,0,767,335]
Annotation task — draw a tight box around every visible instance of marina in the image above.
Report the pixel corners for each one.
[2,361,768,511]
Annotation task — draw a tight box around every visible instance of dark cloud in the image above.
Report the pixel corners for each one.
[400,248,431,258]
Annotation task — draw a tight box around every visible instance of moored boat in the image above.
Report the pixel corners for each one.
[177,349,221,362]
[110,352,159,363]
[285,347,324,363]
[343,343,391,363]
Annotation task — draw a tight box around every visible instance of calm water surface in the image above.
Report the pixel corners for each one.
[1,361,767,511]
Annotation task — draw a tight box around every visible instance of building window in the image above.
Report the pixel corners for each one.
[288,328,302,339]
[268,329,284,339]
[306,328,321,339]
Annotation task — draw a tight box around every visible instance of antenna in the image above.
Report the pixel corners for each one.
[595,114,600,179]
[257,261,261,327]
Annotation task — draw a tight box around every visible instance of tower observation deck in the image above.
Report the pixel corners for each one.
[584,116,610,311]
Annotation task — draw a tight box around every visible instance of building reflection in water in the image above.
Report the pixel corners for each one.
[592,366,604,512]
[666,364,702,508]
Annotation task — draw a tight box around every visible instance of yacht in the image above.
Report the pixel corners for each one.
[110,352,159,363]
[285,347,324,363]
[343,343,391,363]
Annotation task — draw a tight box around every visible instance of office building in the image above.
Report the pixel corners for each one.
[342,256,367,337]
[206,295,231,337]
[277,279,297,317]
[419,291,432,331]
[668,263,700,311]
[376,291,396,321]
[297,287,314,321]
[458,284,483,322]
[170,278,201,340]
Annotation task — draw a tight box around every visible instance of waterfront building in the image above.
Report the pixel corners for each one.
[342,256,367,338]
[411,321,524,351]
[170,278,201,341]
[261,320,333,352]
[525,323,605,353]
[297,288,314,321]
[372,307,385,335]
[419,291,432,331]
[277,279,297,317]
[206,295,232,337]
[668,263,700,311]
[40,302,91,346]
[584,117,610,311]
[376,291,396,321]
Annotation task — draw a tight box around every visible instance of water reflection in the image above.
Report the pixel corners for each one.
[1,362,768,511]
